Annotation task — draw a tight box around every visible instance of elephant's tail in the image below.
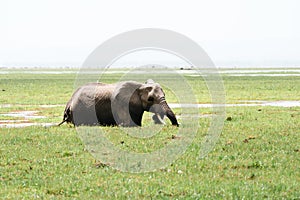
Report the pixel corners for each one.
[58,100,73,126]
[57,119,67,126]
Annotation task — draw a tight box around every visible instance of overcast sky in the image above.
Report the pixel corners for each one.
[1,0,300,67]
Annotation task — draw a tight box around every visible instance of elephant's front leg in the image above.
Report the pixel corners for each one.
[114,109,129,126]
[114,107,138,127]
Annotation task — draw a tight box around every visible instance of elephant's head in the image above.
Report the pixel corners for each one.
[112,80,179,126]
[138,79,179,126]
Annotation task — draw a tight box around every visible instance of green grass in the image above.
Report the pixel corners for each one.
[222,76,300,102]
[0,69,300,199]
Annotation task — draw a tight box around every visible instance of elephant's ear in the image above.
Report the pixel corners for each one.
[112,81,143,103]
[138,84,155,107]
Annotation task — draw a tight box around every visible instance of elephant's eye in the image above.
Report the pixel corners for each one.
[148,97,154,102]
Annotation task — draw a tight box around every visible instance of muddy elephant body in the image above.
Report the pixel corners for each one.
[59,80,179,127]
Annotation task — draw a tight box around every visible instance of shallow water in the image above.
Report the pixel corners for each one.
[0,122,55,128]
[169,101,300,108]
[1,111,46,119]
[0,111,51,128]
[0,100,299,128]
[219,69,300,74]
[0,104,64,108]
[226,74,300,77]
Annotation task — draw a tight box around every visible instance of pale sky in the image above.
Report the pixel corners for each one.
[0,0,300,67]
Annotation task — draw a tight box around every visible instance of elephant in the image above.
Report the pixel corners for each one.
[58,79,179,127]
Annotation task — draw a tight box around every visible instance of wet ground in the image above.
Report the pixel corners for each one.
[169,100,300,108]
[0,100,299,128]
[0,110,55,128]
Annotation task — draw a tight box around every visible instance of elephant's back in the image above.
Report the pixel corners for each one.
[72,82,116,107]
[70,82,116,125]
[73,82,115,98]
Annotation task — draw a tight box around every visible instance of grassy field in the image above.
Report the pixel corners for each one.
[0,69,299,199]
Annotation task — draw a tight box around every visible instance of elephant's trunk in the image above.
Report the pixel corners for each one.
[159,97,179,126]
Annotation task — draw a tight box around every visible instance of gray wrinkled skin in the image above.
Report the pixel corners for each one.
[59,79,179,127]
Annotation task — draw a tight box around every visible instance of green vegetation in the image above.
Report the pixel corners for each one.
[0,69,299,199]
